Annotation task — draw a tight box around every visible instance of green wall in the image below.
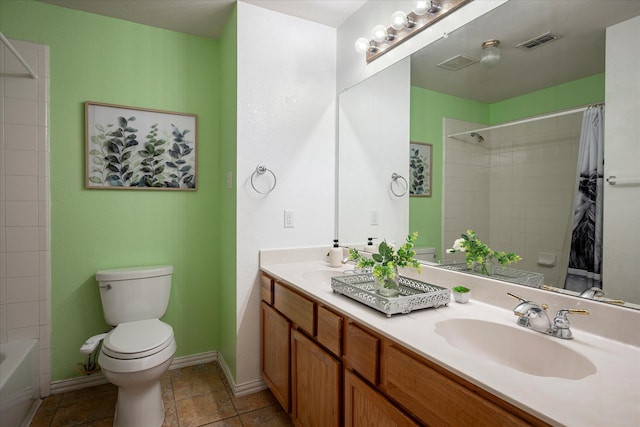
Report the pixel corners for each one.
[410,73,605,257]
[1,0,223,381]
[409,87,489,254]
[218,4,238,379]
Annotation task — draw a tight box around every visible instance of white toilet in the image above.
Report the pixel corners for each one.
[96,265,176,427]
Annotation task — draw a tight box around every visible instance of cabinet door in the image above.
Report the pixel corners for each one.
[261,302,291,412]
[345,370,419,427]
[291,329,341,427]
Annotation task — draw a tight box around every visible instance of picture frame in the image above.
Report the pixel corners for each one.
[85,101,198,190]
[409,142,432,197]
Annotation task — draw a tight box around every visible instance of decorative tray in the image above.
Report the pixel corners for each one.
[435,263,544,287]
[331,273,450,317]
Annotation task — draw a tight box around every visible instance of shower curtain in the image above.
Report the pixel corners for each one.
[566,104,604,289]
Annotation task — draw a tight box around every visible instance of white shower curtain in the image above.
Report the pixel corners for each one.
[566,104,605,289]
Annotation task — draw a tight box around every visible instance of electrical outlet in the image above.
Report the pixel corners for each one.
[370,209,379,225]
[284,210,294,228]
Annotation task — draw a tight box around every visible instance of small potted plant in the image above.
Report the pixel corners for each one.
[446,229,521,275]
[452,285,471,304]
[348,232,422,297]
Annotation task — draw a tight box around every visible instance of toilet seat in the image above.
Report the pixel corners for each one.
[103,319,174,360]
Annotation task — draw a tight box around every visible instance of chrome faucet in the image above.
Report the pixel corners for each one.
[507,293,589,340]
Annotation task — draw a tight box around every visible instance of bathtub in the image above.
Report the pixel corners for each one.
[0,340,40,427]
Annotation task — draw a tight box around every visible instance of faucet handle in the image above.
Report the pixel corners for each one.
[507,292,526,302]
[552,308,590,339]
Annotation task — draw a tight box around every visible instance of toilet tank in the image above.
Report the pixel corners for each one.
[96,265,173,326]
[413,247,436,263]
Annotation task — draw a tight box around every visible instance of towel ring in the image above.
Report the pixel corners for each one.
[251,164,277,194]
[390,173,408,197]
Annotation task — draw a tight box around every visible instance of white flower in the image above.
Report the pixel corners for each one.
[446,249,455,253]
[452,238,466,252]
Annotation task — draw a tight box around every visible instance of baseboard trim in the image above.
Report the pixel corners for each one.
[50,351,219,395]
[216,353,267,397]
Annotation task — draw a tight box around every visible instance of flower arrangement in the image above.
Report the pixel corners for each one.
[446,229,521,275]
[349,232,422,296]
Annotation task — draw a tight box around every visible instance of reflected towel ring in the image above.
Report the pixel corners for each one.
[251,164,277,194]
[390,173,408,197]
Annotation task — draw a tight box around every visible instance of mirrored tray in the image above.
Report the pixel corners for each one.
[331,273,450,317]
[435,263,544,287]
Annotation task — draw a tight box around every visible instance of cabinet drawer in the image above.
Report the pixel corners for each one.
[382,344,533,426]
[260,275,273,304]
[317,305,343,357]
[274,282,315,334]
[345,321,380,384]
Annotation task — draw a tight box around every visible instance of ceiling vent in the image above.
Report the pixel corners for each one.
[516,31,560,50]
[437,55,479,71]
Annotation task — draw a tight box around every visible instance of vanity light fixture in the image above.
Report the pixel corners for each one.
[355,0,471,63]
[480,39,501,68]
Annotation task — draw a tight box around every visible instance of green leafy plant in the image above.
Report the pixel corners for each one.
[410,147,428,195]
[136,123,168,187]
[165,124,195,188]
[102,116,139,186]
[446,229,521,275]
[87,123,115,185]
[349,232,422,290]
[452,285,470,293]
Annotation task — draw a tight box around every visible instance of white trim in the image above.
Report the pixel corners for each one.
[50,351,218,395]
[0,32,38,79]
[217,352,267,397]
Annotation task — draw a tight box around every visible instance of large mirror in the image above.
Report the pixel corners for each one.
[338,0,640,308]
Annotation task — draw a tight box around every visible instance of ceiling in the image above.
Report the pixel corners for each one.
[410,0,640,103]
[37,0,367,38]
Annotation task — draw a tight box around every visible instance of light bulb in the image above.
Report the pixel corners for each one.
[372,25,389,43]
[391,11,408,30]
[355,37,370,54]
[413,0,429,15]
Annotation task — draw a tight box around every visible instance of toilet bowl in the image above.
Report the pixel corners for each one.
[95,266,175,427]
[99,319,176,427]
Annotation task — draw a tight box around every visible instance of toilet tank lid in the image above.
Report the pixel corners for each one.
[96,265,173,282]
[414,247,436,254]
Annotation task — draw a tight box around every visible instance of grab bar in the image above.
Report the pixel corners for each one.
[606,176,640,186]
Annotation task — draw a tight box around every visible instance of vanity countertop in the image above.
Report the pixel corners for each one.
[260,247,640,427]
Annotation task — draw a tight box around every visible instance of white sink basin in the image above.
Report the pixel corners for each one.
[435,319,597,379]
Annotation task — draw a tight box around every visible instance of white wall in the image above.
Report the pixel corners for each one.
[236,2,336,386]
[338,58,410,247]
[0,38,51,396]
[603,15,640,304]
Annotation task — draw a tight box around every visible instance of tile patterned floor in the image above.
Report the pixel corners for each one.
[30,361,293,427]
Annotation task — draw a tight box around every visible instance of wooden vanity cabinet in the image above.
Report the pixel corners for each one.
[260,274,549,427]
[344,370,419,427]
[291,329,341,427]
[260,301,291,412]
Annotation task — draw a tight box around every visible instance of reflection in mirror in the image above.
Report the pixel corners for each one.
[339,0,640,308]
[338,58,410,247]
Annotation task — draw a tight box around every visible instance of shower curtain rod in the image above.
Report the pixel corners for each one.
[446,105,599,139]
[0,32,38,79]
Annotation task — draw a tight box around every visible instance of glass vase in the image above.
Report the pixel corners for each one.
[472,260,494,276]
[376,265,401,297]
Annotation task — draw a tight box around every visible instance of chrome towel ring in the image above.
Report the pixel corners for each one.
[251,164,277,194]
[390,173,408,197]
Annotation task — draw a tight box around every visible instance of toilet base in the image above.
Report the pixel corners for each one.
[101,355,173,427]
[114,380,165,427]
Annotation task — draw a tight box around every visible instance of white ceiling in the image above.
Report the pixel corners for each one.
[37,0,367,38]
[411,0,640,103]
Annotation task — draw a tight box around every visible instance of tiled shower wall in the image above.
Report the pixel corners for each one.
[443,115,581,287]
[0,38,51,396]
